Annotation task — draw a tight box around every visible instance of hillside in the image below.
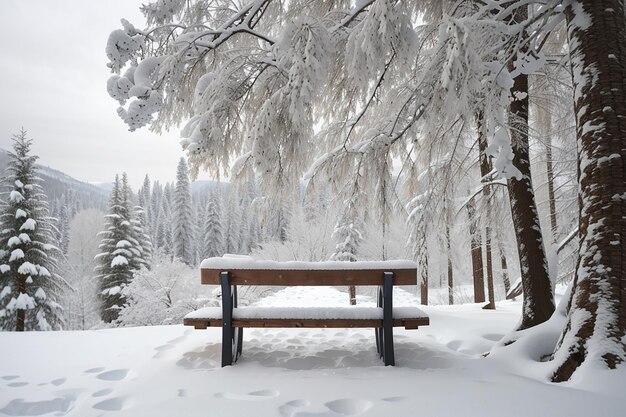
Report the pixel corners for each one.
[0,148,109,210]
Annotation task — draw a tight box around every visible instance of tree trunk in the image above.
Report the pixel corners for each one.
[15,274,26,332]
[500,246,511,294]
[420,244,429,306]
[446,222,453,305]
[419,236,428,306]
[477,111,495,309]
[349,286,356,305]
[484,233,496,310]
[467,199,486,303]
[506,6,555,328]
[552,0,626,382]
[546,132,558,245]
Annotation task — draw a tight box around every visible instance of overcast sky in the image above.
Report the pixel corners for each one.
[0,1,208,189]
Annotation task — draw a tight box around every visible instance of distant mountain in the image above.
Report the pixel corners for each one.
[0,148,109,211]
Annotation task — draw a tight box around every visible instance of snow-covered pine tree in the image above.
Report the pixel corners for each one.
[224,192,240,254]
[132,205,152,269]
[161,183,174,255]
[203,192,224,259]
[94,173,142,323]
[330,202,363,305]
[0,130,66,331]
[173,158,195,265]
[192,197,206,265]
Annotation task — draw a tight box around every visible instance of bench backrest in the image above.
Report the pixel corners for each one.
[201,268,418,286]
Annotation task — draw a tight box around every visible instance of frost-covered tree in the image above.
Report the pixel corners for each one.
[94,174,142,323]
[173,158,195,265]
[0,130,66,331]
[202,193,224,259]
[62,209,105,330]
[330,203,363,305]
[116,254,218,327]
[132,205,153,269]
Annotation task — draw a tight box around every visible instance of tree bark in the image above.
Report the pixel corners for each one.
[467,199,486,303]
[552,0,626,382]
[500,246,511,295]
[446,221,454,305]
[506,6,555,328]
[420,244,429,306]
[15,274,26,332]
[349,286,356,305]
[477,111,495,309]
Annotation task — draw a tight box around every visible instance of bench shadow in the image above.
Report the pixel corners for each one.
[176,343,221,370]
[176,333,456,371]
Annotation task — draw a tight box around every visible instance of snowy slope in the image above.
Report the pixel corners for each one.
[0,287,624,417]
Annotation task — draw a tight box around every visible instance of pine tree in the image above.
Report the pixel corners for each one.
[132,205,152,269]
[330,203,363,305]
[173,158,194,265]
[0,130,66,331]
[94,174,142,323]
[203,193,224,259]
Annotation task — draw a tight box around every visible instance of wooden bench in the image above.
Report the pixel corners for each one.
[183,259,429,367]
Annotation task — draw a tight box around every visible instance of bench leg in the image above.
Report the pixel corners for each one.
[232,285,243,362]
[221,272,234,367]
[376,287,383,358]
[382,272,395,366]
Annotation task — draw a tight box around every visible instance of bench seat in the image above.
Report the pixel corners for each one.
[184,306,430,329]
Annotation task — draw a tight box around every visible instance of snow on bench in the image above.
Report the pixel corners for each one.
[185,306,428,321]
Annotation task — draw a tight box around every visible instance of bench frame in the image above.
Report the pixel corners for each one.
[184,267,429,367]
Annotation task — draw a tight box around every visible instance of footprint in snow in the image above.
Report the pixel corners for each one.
[92,388,114,398]
[482,333,504,342]
[7,382,28,387]
[84,367,106,374]
[215,389,280,401]
[1,375,19,381]
[92,397,126,411]
[324,399,373,415]
[154,344,176,352]
[278,399,312,417]
[382,396,409,402]
[96,369,129,381]
[0,395,75,416]
[51,378,66,386]
[167,335,187,344]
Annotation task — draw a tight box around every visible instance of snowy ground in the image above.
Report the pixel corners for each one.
[1,287,624,417]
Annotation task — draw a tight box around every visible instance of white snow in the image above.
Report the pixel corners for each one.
[9,190,24,203]
[15,209,27,219]
[19,218,36,231]
[0,265,9,274]
[186,306,427,320]
[9,249,24,262]
[17,262,38,276]
[111,255,129,267]
[14,180,24,189]
[0,285,10,299]
[200,256,417,270]
[34,287,46,300]
[0,286,624,417]
[7,237,22,248]
[14,292,35,310]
